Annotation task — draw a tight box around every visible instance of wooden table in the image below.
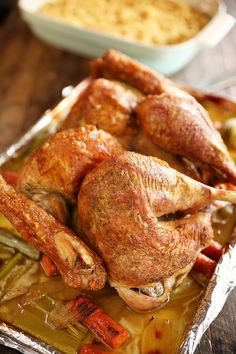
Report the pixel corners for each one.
[0,1,236,353]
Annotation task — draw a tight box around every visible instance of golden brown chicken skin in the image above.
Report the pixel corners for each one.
[78,152,223,311]
[136,94,236,183]
[92,50,236,183]
[91,49,177,96]
[18,125,123,222]
[78,151,236,311]
[61,78,140,149]
[60,75,201,180]
[0,175,106,290]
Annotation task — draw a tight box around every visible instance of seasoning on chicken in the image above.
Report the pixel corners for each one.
[136,94,236,183]
[78,151,236,311]
[61,78,140,149]
[0,175,106,290]
[60,77,201,181]
[91,49,176,96]
[91,50,236,182]
[18,125,123,223]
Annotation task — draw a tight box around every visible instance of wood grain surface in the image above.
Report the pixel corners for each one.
[0,1,236,353]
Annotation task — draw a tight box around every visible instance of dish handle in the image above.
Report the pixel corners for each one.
[197,10,235,48]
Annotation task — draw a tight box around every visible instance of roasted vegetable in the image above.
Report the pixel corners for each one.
[0,260,39,303]
[193,254,216,278]
[201,240,224,262]
[0,228,40,260]
[80,345,113,354]
[40,254,58,277]
[0,253,23,280]
[48,297,129,349]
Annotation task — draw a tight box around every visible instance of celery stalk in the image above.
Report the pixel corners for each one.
[0,228,40,260]
[0,253,23,280]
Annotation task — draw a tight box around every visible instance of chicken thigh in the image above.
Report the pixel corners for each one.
[78,151,236,311]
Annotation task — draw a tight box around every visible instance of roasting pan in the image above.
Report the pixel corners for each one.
[0,79,236,354]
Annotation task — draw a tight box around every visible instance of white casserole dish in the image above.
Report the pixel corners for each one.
[19,0,235,75]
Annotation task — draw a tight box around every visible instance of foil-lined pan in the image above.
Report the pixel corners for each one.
[0,79,236,354]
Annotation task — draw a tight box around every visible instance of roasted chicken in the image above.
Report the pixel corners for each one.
[91,50,236,182]
[61,78,140,149]
[136,94,236,182]
[78,151,236,311]
[18,125,123,223]
[0,175,106,290]
[0,50,236,313]
[61,77,201,181]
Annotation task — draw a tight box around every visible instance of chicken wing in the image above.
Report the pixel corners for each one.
[18,125,123,223]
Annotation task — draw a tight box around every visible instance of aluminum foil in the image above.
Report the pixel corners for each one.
[0,80,236,354]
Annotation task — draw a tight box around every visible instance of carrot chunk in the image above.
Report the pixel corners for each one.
[201,240,223,262]
[80,344,113,354]
[40,254,58,277]
[193,253,217,278]
[72,298,129,349]
[2,171,19,188]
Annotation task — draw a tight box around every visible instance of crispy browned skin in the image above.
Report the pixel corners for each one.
[91,50,236,183]
[78,151,214,287]
[133,129,202,181]
[60,76,200,180]
[91,49,183,97]
[61,79,139,148]
[136,94,236,183]
[0,175,106,290]
[18,125,123,222]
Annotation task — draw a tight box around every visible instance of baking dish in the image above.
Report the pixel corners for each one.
[19,0,235,75]
[0,76,236,353]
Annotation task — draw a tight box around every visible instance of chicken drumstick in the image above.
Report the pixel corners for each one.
[0,175,106,290]
[136,94,236,183]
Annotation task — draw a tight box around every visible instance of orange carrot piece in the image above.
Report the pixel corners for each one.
[40,254,58,277]
[201,240,223,262]
[80,345,113,354]
[72,298,129,349]
[193,253,217,278]
[2,171,19,188]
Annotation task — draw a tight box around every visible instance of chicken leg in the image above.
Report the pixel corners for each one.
[136,94,236,183]
[0,175,106,290]
[78,151,236,311]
